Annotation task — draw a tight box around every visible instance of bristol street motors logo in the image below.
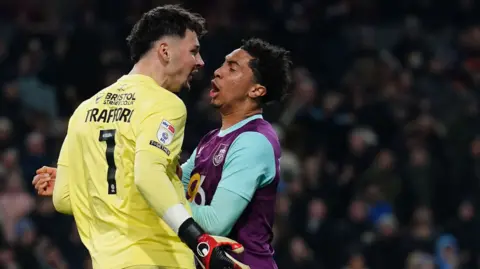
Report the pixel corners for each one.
[212,144,228,166]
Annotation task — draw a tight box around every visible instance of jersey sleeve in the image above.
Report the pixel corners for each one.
[53,132,71,214]
[57,128,71,167]
[217,132,277,201]
[53,110,81,214]
[57,135,69,166]
[134,100,186,164]
[133,99,191,233]
[53,164,72,214]
[190,188,249,236]
[57,100,87,167]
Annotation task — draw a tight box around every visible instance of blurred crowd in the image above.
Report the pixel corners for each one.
[2,0,480,268]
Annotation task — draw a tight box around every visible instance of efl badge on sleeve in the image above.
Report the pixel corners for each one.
[161,119,176,134]
[157,120,175,145]
[212,143,228,166]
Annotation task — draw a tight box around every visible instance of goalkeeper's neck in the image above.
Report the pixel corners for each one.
[129,56,180,93]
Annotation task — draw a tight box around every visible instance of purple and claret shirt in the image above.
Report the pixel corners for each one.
[184,115,281,268]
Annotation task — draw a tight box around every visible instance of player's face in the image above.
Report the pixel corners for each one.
[210,49,266,111]
[165,30,204,92]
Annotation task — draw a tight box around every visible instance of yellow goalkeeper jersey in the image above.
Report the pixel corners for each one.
[57,74,194,269]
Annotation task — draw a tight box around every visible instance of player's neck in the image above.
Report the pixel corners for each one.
[220,107,262,130]
[129,61,172,91]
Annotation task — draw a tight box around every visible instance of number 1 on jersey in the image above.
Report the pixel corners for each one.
[99,129,117,194]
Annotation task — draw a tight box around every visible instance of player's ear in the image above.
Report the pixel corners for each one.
[157,42,170,63]
[248,84,266,99]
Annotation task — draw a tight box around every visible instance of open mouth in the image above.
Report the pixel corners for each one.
[210,80,219,97]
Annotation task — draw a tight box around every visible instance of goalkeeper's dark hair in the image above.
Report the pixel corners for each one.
[126,5,207,63]
[241,38,292,105]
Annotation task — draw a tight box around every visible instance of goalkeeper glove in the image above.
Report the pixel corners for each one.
[178,218,250,269]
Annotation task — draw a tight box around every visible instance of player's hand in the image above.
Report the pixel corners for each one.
[195,234,250,269]
[32,166,57,196]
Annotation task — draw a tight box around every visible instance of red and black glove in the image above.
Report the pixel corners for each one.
[178,218,250,269]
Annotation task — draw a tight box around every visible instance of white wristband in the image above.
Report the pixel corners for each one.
[163,204,191,234]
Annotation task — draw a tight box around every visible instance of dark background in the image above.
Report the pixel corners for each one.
[1,0,480,268]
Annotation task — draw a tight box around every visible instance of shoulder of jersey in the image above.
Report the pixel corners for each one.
[73,99,92,114]
[94,80,183,102]
[138,85,186,115]
[88,87,111,105]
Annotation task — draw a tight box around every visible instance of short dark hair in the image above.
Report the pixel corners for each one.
[126,5,207,63]
[241,38,292,104]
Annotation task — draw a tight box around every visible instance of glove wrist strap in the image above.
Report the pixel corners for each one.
[178,217,205,251]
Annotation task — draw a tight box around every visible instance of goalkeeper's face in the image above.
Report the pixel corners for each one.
[210,49,266,111]
[163,30,204,92]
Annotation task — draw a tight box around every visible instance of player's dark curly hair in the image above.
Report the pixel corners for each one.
[126,5,207,63]
[241,38,292,105]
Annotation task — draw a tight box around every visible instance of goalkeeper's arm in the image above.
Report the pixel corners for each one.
[134,151,249,269]
[52,164,72,214]
[53,128,73,214]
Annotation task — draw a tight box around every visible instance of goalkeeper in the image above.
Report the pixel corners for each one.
[32,5,248,269]
[34,38,291,269]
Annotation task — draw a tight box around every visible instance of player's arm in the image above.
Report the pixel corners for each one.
[190,132,276,236]
[53,164,72,214]
[134,102,190,226]
[133,102,249,269]
[52,124,73,215]
[180,148,197,192]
